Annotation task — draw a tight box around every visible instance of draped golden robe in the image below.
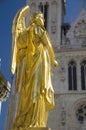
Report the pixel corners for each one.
[12,14,57,129]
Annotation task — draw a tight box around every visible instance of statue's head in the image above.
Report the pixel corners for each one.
[30,12,44,26]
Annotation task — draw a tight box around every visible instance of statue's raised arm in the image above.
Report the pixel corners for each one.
[11,5,30,74]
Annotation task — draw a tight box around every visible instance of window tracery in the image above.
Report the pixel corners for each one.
[81,60,86,90]
[68,61,77,90]
[38,2,49,29]
[76,104,86,124]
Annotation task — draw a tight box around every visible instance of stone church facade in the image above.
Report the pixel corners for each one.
[5,0,86,130]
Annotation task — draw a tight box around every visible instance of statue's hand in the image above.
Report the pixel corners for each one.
[53,60,58,67]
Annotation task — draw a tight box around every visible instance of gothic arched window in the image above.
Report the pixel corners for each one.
[68,61,77,90]
[81,60,86,90]
[38,2,43,12]
[38,2,49,29]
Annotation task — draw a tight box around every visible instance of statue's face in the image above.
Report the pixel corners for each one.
[30,12,44,26]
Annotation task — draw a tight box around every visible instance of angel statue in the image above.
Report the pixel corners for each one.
[11,5,58,130]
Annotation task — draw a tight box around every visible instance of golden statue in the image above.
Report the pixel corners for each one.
[11,5,58,130]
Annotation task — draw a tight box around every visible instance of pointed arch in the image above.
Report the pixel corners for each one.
[38,2,43,12]
[38,2,49,29]
[80,60,86,90]
[68,61,77,90]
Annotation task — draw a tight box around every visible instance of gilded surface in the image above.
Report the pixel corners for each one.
[11,5,58,130]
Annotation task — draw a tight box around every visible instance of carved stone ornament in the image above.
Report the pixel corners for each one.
[74,20,86,38]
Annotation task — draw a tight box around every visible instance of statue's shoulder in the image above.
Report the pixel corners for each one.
[27,23,35,33]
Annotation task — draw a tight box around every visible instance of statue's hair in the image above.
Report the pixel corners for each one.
[31,11,44,19]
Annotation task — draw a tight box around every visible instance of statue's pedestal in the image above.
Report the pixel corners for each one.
[12,127,51,130]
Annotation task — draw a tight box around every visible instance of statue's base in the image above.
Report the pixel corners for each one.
[12,127,51,130]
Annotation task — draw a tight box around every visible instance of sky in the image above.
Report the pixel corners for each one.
[0,0,86,130]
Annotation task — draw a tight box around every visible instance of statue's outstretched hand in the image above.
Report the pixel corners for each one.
[53,60,58,67]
